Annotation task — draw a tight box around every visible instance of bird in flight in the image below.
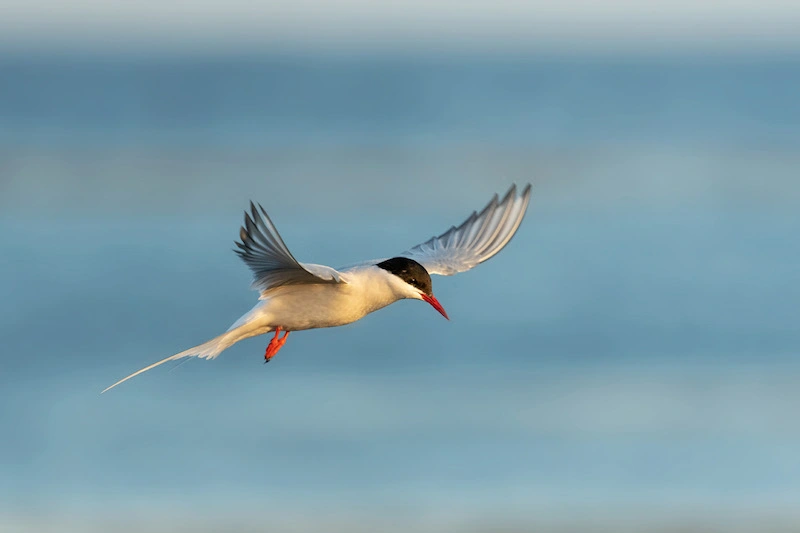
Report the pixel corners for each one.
[103,183,532,392]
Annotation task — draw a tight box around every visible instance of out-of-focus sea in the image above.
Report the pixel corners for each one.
[1,53,799,532]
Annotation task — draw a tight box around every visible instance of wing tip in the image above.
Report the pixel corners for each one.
[507,182,533,199]
[520,182,532,200]
[518,182,533,210]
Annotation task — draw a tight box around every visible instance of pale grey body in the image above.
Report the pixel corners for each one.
[103,184,532,392]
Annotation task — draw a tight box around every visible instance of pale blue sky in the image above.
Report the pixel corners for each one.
[2,0,800,52]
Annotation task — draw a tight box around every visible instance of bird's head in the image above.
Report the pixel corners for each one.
[376,257,449,320]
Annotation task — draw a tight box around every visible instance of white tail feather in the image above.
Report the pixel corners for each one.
[102,322,269,393]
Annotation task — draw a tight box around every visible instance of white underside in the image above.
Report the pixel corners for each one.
[229,264,412,333]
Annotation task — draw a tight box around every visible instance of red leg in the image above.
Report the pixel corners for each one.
[264,327,290,362]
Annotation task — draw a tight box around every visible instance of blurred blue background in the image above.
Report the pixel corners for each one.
[2,2,800,532]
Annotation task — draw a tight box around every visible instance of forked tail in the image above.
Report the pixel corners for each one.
[102,323,265,393]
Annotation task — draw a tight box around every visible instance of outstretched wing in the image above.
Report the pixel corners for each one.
[401,183,532,276]
[234,201,346,293]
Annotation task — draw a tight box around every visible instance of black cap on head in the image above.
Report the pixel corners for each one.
[376,257,433,295]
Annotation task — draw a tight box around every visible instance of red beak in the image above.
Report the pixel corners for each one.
[421,293,449,320]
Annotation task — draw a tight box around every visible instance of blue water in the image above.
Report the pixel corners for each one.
[2,54,799,147]
[1,53,800,531]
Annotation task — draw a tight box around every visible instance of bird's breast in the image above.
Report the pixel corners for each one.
[258,273,402,331]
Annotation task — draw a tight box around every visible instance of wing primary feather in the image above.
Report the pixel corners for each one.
[465,193,500,249]
[400,183,532,276]
[473,184,516,256]
[478,184,531,261]
[234,200,346,292]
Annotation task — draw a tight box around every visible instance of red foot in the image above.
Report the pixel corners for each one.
[264,327,290,362]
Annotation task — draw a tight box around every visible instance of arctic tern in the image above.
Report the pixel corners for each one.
[103,183,532,392]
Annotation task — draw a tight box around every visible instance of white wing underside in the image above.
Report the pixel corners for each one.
[400,183,532,275]
[235,201,346,296]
